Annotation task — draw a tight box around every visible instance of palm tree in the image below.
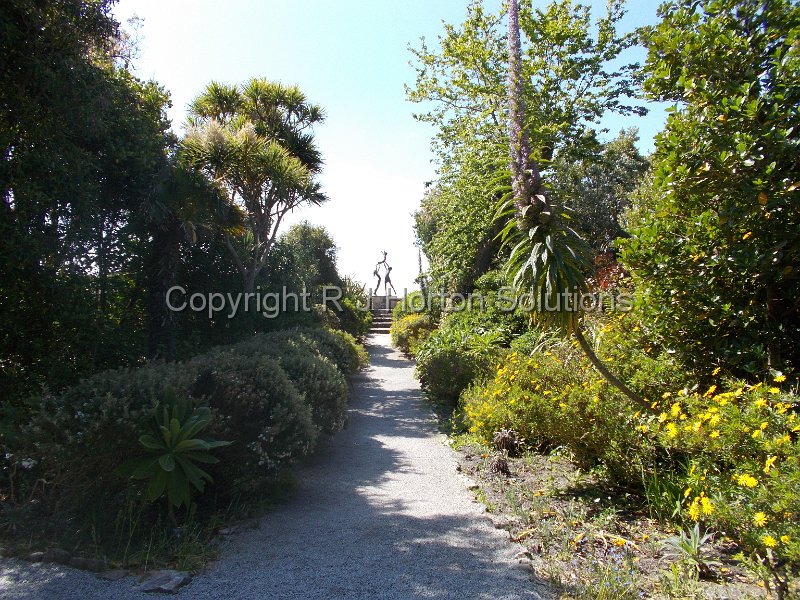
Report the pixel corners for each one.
[182,79,327,292]
[502,0,648,411]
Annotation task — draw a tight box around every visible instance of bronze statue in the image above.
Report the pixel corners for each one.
[384,266,396,295]
[372,251,395,296]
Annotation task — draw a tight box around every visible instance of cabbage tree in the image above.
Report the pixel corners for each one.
[182,80,326,292]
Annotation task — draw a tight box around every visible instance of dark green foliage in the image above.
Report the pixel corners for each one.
[549,129,649,252]
[334,278,373,341]
[267,221,342,302]
[7,326,361,557]
[619,0,800,377]
[18,361,201,541]
[272,351,348,435]
[414,183,505,294]
[188,351,316,494]
[0,0,173,400]
[336,295,372,341]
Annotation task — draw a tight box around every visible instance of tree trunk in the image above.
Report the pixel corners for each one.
[243,268,257,294]
[97,216,108,318]
[147,215,181,360]
[573,326,651,412]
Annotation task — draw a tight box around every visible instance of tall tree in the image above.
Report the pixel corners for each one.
[549,129,649,253]
[142,162,232,360]
[0,0,173,396]
[182,80,327,292]
[414,178,505,294]
[267,221,342,301]
[408,0,644,293]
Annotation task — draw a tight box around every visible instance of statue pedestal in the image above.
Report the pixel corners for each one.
[369,295,399,310]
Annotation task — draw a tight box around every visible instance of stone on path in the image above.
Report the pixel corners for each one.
[137,570,192,594]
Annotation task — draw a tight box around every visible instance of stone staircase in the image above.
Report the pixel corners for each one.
[369,308,392,334]
[368,295,398,335]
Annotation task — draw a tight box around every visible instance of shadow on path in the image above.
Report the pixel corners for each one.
[1,334,549,600]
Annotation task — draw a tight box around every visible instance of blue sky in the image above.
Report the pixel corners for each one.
[114,0,669,292]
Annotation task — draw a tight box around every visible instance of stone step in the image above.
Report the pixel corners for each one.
[369,307,393,335]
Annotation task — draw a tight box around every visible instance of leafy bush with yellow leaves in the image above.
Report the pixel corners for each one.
[460,348,654,482]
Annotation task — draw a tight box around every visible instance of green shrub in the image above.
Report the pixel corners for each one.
[392,290,440,321]
[336,278,373,341]
[17,361,203,542]
[19,334,333,511]
[459,349,652,482]
[337,296,372,341]
[27,361,199,484]
[291,326,368,374]
[7,326,366,560]
[414,324,504,405]
[390,312,436,356]
[188,351,316,494]
[5,327,365,565]
[592,310,688,401]
[229,334,348,435]
[277,350,348,434]
[509,329,562,356]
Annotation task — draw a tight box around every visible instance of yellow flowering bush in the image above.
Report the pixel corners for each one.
[389,312,436,356]
[647,377,800,570]
[460,348,654,482]
[459,321,799,582]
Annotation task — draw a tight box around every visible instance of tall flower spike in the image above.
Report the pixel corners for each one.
[507,0,548,222]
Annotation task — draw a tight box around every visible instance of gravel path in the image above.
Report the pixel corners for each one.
[1,334,549,599]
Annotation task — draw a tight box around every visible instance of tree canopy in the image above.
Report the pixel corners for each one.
[183,80,327,292]
[407,0,646,293]
[619,0,800,376]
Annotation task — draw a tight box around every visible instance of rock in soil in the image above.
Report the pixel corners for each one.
[97,569,129,581]
[138,570,192,594]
